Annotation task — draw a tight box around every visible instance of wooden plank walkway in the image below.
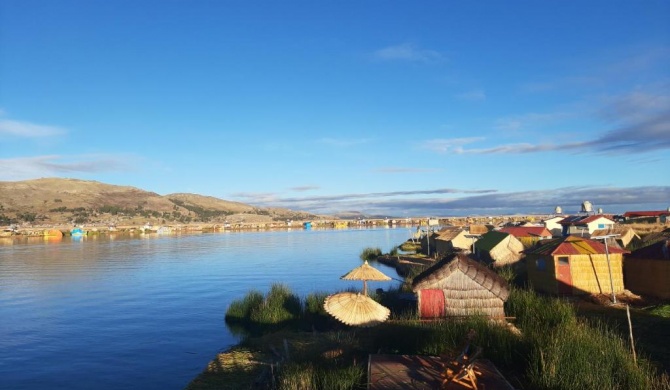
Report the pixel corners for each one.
[368,354,515,390]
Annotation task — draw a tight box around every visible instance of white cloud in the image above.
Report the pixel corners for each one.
[0,119,65,138]
[372,43,444,63]
[0,155,134,181]
[418,137,484,153]
[494,112,570,132]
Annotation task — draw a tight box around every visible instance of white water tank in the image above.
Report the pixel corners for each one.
[581,201,593,213]
[555,206,562,214]
[598,208,603,214]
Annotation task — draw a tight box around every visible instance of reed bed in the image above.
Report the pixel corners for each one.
[217,279,670,390]
[359,247,382,261]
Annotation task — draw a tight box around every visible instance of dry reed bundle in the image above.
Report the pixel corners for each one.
[323,292,390,327]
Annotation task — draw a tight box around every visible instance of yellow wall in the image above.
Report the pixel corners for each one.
[527,254,559,294]
[568,254,624,295]
[527,253,624,295]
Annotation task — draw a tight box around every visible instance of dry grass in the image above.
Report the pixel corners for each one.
[627,223,669,234]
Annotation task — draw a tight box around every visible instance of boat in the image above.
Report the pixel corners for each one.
[44,229,64,238]
[70,227,85,237]
[303,222,312,229]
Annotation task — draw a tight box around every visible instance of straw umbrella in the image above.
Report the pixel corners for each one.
[324,292,390,327]
[340,260,391,295]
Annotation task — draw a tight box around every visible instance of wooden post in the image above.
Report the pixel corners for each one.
[626,304,637,365]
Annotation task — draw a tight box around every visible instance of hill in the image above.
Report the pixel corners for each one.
[0,178,317,226]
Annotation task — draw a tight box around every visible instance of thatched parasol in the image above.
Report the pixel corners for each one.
[340,260,391,295]
[323,292,390,327]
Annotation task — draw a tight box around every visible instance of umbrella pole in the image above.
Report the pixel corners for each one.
[363,280,367,296]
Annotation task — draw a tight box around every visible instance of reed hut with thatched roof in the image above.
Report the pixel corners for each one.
[411,254,510,319]
[624,238,670,299]
[590,226,641,249]
[473,231,524,268]
[526,235,627,295]
[498,226,552,248]
[434,227,471,255]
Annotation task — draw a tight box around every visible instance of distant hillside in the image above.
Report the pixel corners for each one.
[0,178,317,226]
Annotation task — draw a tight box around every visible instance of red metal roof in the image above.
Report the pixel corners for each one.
[499,226,552,238]
[525,235,628,256]
[623,210,670,218]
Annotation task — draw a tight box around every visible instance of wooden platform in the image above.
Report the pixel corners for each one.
[367,354,515,390]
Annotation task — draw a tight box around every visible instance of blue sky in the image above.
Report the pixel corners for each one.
[1,1,669,216]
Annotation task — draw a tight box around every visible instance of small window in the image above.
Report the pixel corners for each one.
[558,256,569,265]
[598,223,605,229]
[536,258,546,271]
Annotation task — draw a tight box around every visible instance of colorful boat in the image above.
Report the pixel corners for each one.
[44,229,64,238]
[70,227,85,237]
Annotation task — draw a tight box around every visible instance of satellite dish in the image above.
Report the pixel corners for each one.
[581,201,593,213]
[555,206,562,214]
[597,208,603,214]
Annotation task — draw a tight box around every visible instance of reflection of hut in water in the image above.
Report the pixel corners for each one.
[411,254,510,319]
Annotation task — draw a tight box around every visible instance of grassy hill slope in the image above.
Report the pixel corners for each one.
[0,178,316,226]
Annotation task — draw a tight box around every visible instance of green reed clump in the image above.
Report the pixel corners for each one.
[277,361,364,390]
[225,284,301,332]
[303,291,335,330]
[505,286,576,330]
[359,247,382,261]
[399,241,421,252]
[505,286,669,389]
[224,290,264,323]
[526,320,666,390]
[250,283,302,325]
[389,246,399,256]
[304,291,329,317]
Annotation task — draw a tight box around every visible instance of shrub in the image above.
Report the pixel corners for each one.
[250,284,302,325]
[359,247,382,261]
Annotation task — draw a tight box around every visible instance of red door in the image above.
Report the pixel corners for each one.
[556,256,573,295]
[419,289,446,318]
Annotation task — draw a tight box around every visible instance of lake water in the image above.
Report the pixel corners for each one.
[0,228,410,390]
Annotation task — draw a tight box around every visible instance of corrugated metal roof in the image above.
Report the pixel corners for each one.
[499,226,552,238]
[559,215,614,225]
[525,235,628,256]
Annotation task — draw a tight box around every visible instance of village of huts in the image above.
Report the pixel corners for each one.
[410,203,670,302]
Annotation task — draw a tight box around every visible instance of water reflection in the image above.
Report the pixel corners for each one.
[0,228,411,390]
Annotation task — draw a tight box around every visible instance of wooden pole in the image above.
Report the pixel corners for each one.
[626,304,637,365]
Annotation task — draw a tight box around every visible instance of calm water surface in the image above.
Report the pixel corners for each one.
[0,228,410,390]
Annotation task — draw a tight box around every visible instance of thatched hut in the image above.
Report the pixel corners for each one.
[624,239,670,299]
[498,226,552,248]
[412,254,510,319]
[590,226,641,249]
[434,227,471,255]
[525,235,627,295]
[474,231,524,267]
